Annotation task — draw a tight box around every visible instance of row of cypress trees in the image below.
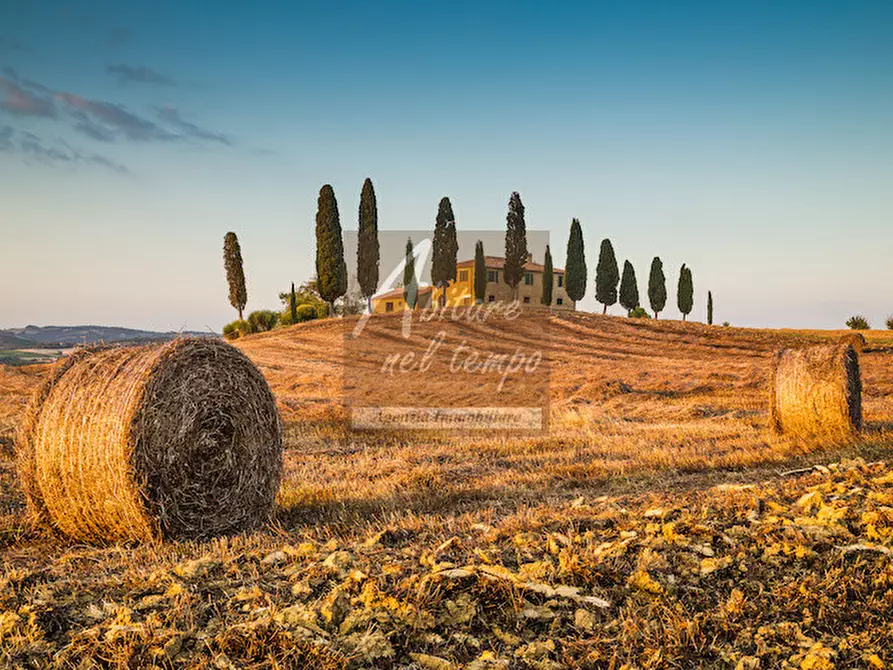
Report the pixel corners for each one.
[313,180,713,322]
[563,229,708,322]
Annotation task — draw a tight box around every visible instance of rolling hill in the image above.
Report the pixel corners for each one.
[0,324,218,350]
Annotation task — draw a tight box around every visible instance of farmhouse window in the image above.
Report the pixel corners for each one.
[459,270,468,282]
[557,274,564,287]
[385,302,394,312]
[524,272,534,285]
[556,298,563,305]
[487,270,498,283]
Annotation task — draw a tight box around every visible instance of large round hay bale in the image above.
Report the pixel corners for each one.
[769,344,861,441]
[838,332,866,353]
[16,338,282,544]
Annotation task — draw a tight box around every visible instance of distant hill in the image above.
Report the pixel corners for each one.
[0,332,36,350]
[0,325,218,350]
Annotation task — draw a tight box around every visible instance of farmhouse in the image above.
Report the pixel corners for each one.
[371,255,575,314]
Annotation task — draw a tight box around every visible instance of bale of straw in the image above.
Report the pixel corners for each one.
[768,344,862,441]
[838,332,866,353]
[16,338,282,544]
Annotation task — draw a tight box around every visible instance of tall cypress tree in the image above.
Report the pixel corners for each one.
[542,245,554,306]
[648,256,667,319]
[223,231,247,320]
[315,184,347,315]
[431,197,458,306]
[677,264,693,321]
[707,290,714,325]
[595,238,620,314]
[619,260,639,314]
[504,191,528,299]
[357,177,380,312]
[564,218,587,303]
[403,237,418,309]
[289,282,298,323]
[473,240,486,304]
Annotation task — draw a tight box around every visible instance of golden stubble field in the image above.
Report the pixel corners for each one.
[2,312,893,668]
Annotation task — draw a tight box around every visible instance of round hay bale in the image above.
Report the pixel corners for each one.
[16,338,282,544]
[769,344,861,441]
[838,332,866,353]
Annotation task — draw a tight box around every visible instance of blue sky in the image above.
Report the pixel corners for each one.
[1,1,891,331]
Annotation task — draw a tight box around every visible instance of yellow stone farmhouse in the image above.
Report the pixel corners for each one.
[371,255,575,314]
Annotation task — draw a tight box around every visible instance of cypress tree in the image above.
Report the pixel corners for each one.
[677,264,693,321]
[289,282,298,323]
[648,256,666,319]
[473,240,486,304]
[431,197,458,305]
[403,237,418,309]
[707,290,714,325]
[564,218,587,303]
[504,191,528,299]
[619,260,639,314]
[542,245,554,306]
[357,178,380,312]
[595,238,619,314]
[315,184,347,315]
[223,231,247,320]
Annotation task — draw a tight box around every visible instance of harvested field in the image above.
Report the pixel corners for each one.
[1,312,893,667]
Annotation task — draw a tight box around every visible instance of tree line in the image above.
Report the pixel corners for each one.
[223,180,715,324]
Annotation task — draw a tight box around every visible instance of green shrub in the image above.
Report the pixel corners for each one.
[223,319,252,340]
[296,304,318,322]
[846,315,870,330]
[316,304,329,319]
[627,306,651,319]
[886,316,893,331]
[247,310,280,333]
[722,321,731,327]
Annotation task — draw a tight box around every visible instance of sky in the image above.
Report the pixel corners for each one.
[1,0,891,331]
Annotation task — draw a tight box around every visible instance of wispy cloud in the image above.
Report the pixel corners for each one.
[0,69,235,170]
[0,127,127,173]
[106,64,175,86]
[2,67,52,93]
[56,92,175,141]
[157,106,231,145]
[0,124,13,150]
[0,75,57,118]
[71,112,117,142]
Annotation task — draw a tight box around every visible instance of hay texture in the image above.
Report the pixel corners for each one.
[769,344,862,441]
[839,332,866,353]
[17,338,282,544]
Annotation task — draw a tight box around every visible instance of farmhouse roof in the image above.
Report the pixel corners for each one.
[373,285,434,301]
[456,255,564,273]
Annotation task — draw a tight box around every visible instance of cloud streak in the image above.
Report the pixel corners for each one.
[56,92,176,141]
[0,70,235,171]
[157,106,231,145]
[106,64,175,86]
[0,126,127,173]
[0,76,57,118]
